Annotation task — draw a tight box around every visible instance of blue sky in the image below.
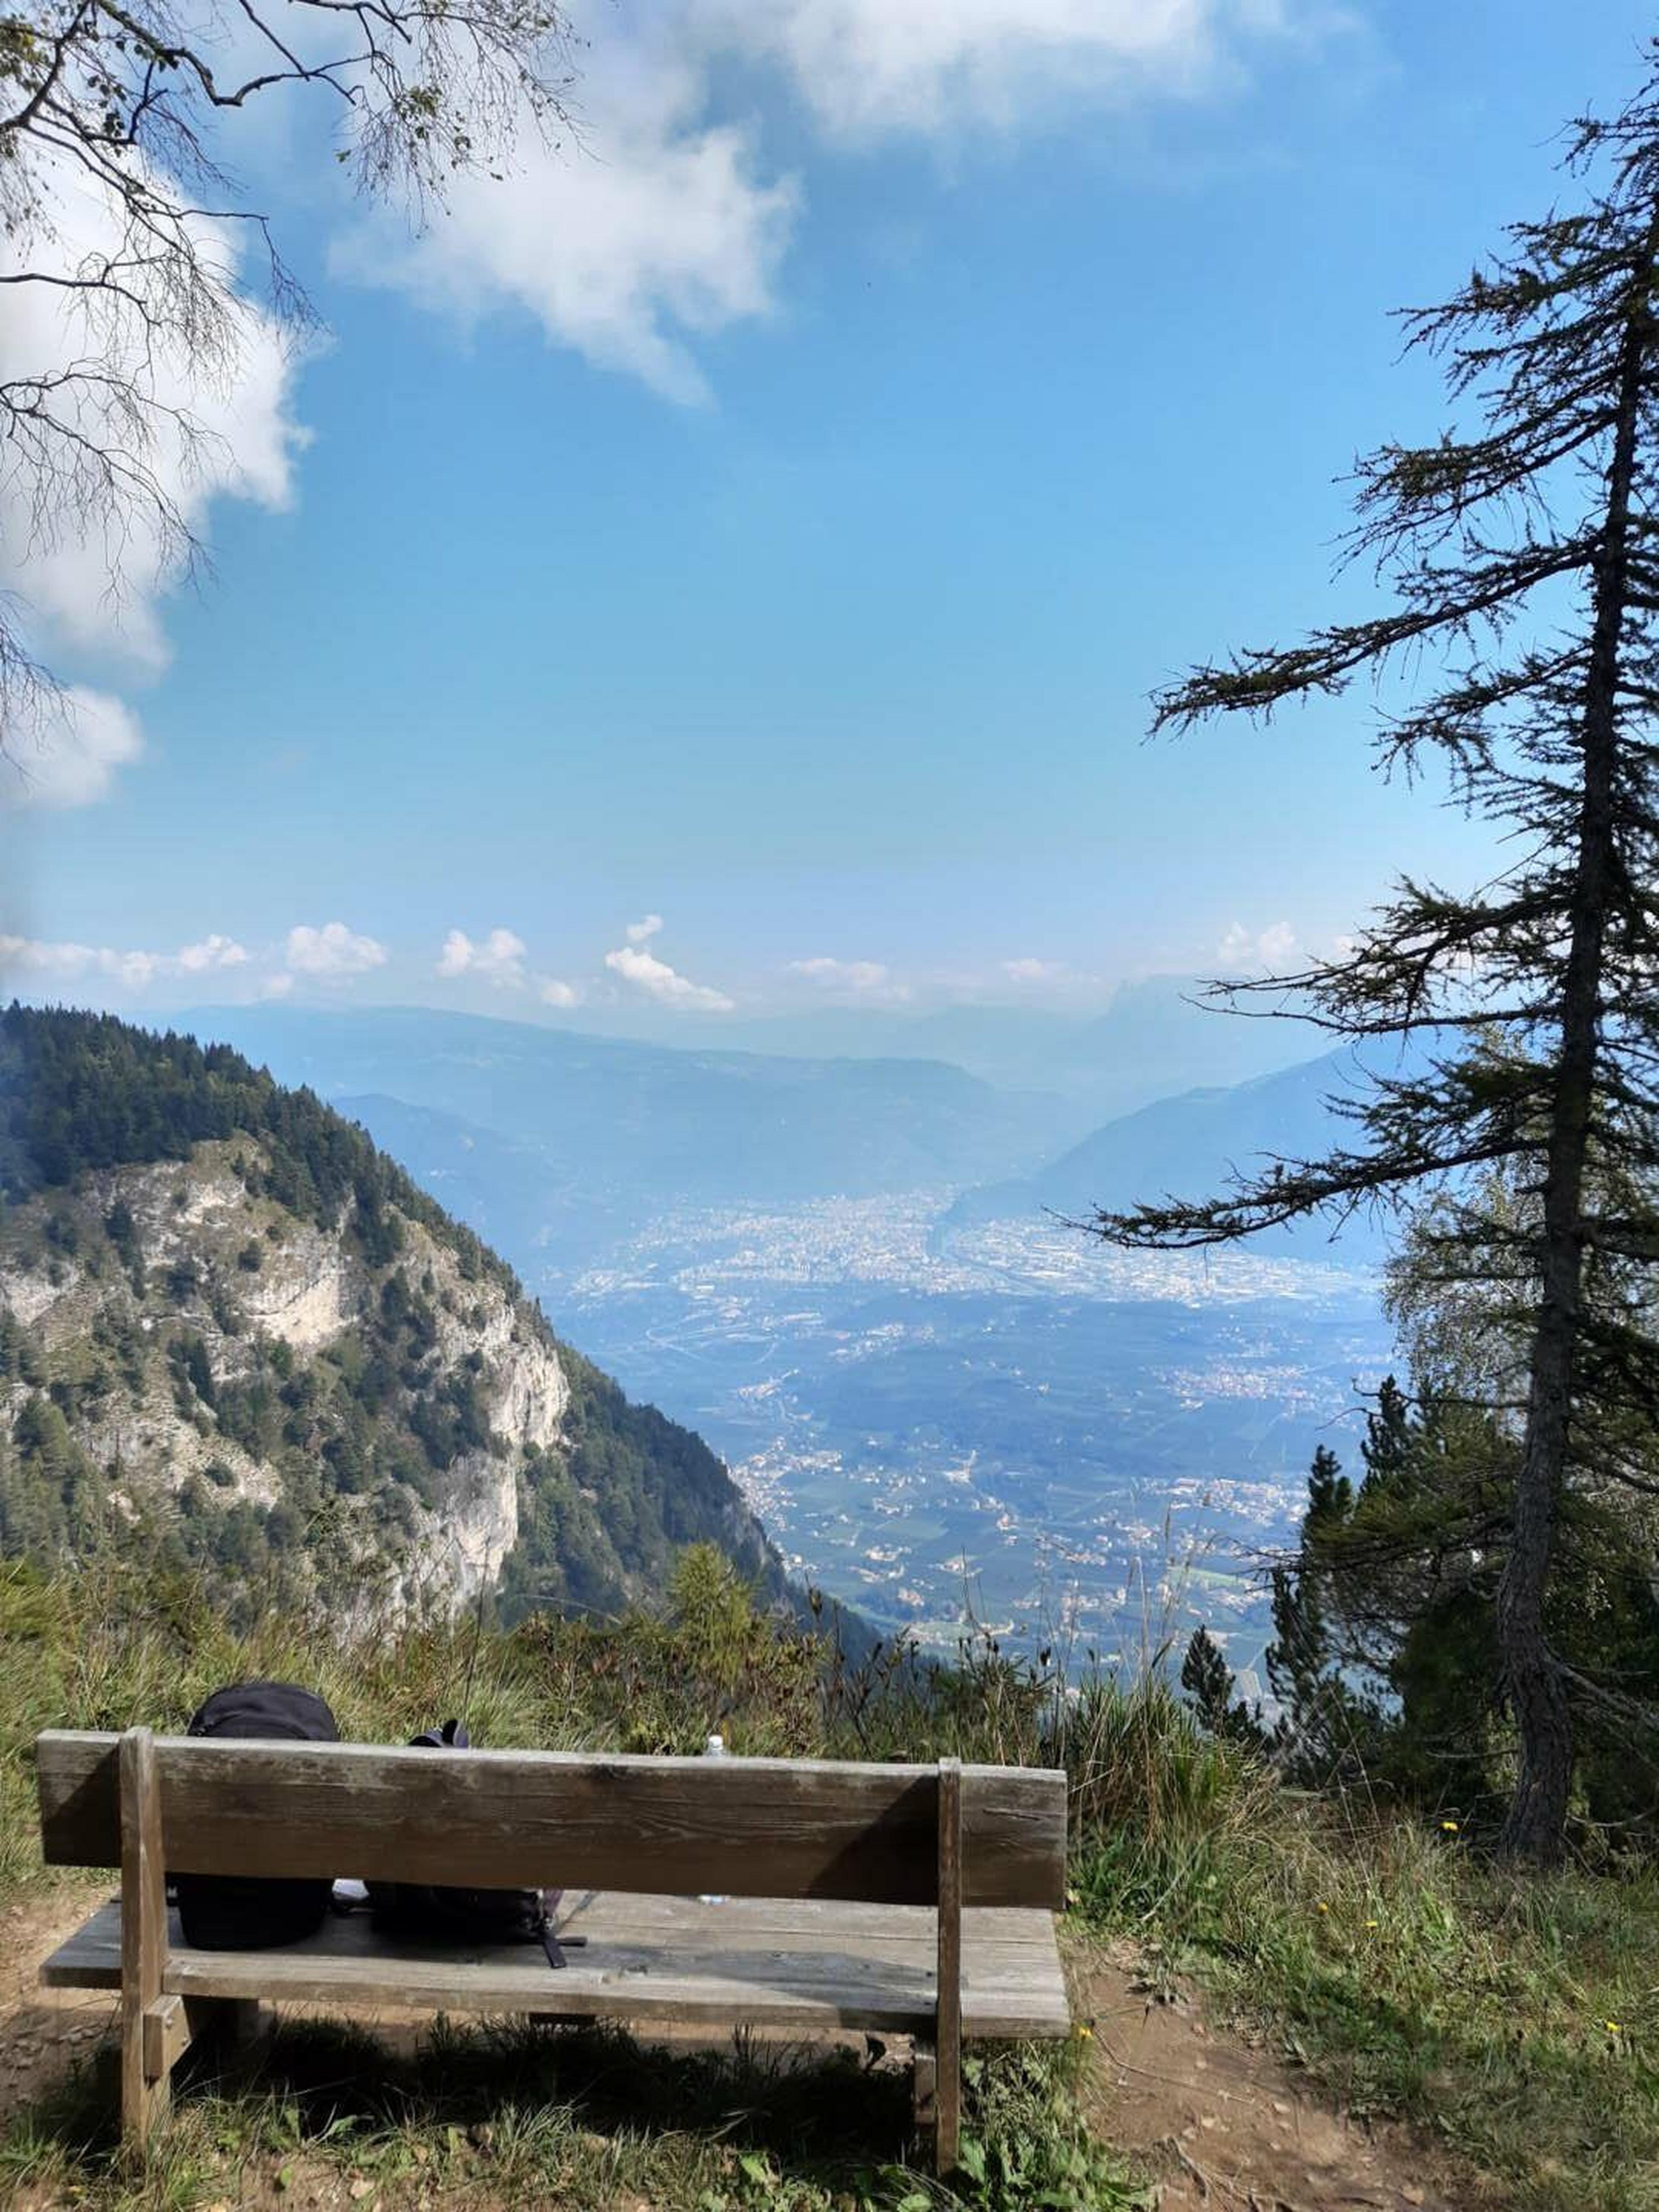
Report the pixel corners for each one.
[2,0,1653,1037]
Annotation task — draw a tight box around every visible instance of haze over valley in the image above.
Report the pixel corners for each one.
[184,996,1392,1692]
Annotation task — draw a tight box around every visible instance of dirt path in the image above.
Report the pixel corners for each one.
[0,1885,119,2124]
[1074,1945,1474,2212]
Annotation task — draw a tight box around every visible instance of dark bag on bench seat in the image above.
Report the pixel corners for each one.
[367,1720,565,1965]
[173,1681,340,1950]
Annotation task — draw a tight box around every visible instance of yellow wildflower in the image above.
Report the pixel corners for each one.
[1440,1819,1460,1833]
[1364,1919,1379,1929]
[1606,2021,1621,2036]
[1316,1902,1329,1913]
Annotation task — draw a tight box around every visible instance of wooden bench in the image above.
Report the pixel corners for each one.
[35,1729,1070,2170]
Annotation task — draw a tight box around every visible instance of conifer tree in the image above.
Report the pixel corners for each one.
[1179,1625,1258,1745]
[1095,63,1659,1860]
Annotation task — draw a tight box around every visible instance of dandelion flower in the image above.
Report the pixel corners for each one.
[1317,1902,1329,1913]
[1606,2021,1621,2035]
[1440,1819,1460,1833]
[1364,1919,1379,1929]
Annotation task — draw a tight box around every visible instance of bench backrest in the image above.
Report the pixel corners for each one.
[35,1733,1066,1908]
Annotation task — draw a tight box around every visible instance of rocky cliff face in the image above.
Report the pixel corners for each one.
[0,1109,780,1626]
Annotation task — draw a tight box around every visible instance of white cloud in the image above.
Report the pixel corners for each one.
[1217,919,1300,969]
[437,925,585,1007]
[176,934,250,973]
[787,955,911,1003]
[10,937,114,986]
[2,688,145,810]
[1,3,1316,817]
[1258,920,1298,963]
[436,926,528,986]
[0,931,249,990]
[999,957,1064,984]
[1217,922,1253,965]
[605,940,734,1012]
[284,922,388,978]
[710,0,1308,139]
[626,913,666,945]
[333,2,1325,407]
[261,971,296,999]
[0,147,305,793]
[336,60,797,405]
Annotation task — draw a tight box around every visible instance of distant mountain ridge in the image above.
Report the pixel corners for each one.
[179,1004,1081,1210]
[537,976,1328,1110]
[0,1005,790,1624]
[945,1047,1398,1262]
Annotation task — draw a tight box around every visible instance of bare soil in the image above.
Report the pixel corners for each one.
[1074,1943,1479,2211]
[0,1882,117,2124]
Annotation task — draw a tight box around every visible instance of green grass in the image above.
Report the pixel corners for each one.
[4,1557,1657,2211]
[1072,1745,1659,2211]
[0,1557,1146,2212]
[1,2014,1144,2212]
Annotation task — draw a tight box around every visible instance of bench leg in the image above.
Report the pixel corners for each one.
[912,2038,937,2135]
[933,2043,961,2174]
[933,1759,963,2174]
[120,1729,169,2147]
[123,2012,172,2142]
[118,1732,276,2144]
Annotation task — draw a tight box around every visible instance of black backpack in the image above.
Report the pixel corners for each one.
[172,1681,340,1951]
[367,1720,567,1966]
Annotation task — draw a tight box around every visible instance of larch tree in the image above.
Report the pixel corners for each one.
[0,0,577,747]
[1093,60,1659,1862]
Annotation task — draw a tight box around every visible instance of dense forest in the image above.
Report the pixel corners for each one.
[0,1002,514,1289]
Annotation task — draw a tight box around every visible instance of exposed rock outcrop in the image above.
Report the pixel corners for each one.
[1,1041,784,1627]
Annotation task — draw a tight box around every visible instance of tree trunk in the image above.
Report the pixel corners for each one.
[1497,247,1654,1863]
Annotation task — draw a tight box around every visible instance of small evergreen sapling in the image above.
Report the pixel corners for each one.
[1179,1626,1261,1748]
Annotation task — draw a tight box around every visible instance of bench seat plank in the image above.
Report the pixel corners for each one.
[41,1894,1071,2041]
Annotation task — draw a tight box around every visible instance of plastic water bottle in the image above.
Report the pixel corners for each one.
[700,1733,727,1904]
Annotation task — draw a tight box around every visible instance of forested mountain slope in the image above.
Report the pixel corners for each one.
[0,1005,785,1624]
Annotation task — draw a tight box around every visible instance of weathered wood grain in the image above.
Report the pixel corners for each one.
[119,1729,168,2143]
[539,1894,1062,1948]
[41,1893,1072,2041]
[36,1735,1067,1908]
[40,1889,1060,1956]
[142,1994,188,2083]
[934,1757,963,2173]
